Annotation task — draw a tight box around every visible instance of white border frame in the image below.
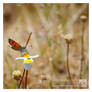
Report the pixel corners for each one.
[0,0,91,92]
[1,0,90,3]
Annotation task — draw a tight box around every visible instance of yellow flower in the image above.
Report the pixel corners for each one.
[12,70,21,80]
[16,53,39,65]
[23,53,30,58]
[16,53,39,70]
[23,53,33,64]
[63,34,73,42]
[24,59,33,64]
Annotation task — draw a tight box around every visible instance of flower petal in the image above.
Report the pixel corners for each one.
[29,55,39,59]
[24,63,32,70]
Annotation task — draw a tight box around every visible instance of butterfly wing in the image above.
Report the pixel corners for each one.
[8,39,23,51]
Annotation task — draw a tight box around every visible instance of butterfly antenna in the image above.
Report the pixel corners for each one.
[25,32,32,48]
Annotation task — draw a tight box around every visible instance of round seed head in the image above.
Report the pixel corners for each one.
[12,70,22,80]
[80,15,87,22]
[63,34,73,43]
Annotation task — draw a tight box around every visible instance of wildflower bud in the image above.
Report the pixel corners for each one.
[80,15,87,22]
[63,34,73,43]
[12,70,21,80]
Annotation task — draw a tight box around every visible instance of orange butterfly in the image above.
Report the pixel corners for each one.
[8,32,32,53]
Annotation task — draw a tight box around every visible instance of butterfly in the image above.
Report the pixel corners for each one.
[8,32,32,55]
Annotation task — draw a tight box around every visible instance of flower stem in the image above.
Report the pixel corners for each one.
[18,69,25,88]
[80,22,85,79]
[66,42,74,88]
[16,80,19,89]
[25,70,28,89]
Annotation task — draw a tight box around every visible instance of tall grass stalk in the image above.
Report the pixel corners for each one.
[66,41,74,88]
[80,15,87,79]
[80,22,85,79]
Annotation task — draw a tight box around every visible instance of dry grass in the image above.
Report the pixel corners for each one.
[3,3,89,89]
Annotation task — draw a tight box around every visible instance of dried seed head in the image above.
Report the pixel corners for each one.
[40,73,47,80]
[34,73,39,77]
[80,15,87,22]
[12,70,21,80]
[63,34,73,43]
[41,76,47,80]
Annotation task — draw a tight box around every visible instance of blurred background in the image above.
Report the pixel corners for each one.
[3,3,89,89]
